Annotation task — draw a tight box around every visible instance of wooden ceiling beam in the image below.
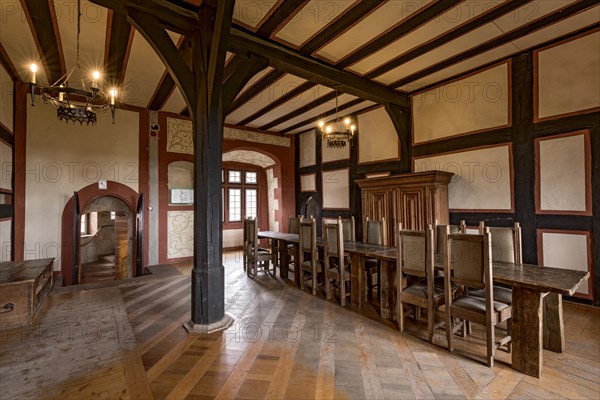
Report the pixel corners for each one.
[227,70,286,113]
[365,0,531,80]
[228,28,409,107]
[22,0,65,84]
[392,0,599,88]
[222,54,269,114]
[105,12,134,89]
[259,90,338,131]
[256,0,308,37]
[148,37,190,110]
[0,42,20,82]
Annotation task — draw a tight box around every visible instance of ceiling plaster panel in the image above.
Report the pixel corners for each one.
[348,0,508,76]
[274,0,356,47]
[0,1,49,84]
[233,67,275,100]
[233,0,279,29]
[161,87,187,114]
[247,85,334,128]
[54,0,107,86]
[288,100,376,135]
[122,31,173,107]
[227,73,308,124]
[316,0,433,63]
[270,93,357,131]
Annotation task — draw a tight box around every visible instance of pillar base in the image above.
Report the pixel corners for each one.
[183,313,234,335]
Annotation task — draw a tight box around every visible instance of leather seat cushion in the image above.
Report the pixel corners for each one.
[302,260,322,272]
[451,295,510,313]
[469,286,512,304]
[402,283,444,299]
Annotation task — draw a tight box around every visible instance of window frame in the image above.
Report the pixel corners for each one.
[222,167,260,228]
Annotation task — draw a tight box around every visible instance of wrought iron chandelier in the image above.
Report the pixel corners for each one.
[29,0,117,126]
[317,90,356,148]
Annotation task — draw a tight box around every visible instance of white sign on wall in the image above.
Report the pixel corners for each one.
[170,188,194,204]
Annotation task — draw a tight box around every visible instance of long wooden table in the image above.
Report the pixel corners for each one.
[257,231,589,378]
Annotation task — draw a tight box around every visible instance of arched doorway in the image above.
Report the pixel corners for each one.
[61,181,142,286]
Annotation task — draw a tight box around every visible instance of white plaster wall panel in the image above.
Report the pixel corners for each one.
[322,168,349,209]
[537,31,600,119]
[54,0,107,86]
[412,64,509,143]
[349,1,507,75]
[288,100,376,135]
[223,228,244,249]
[300,174,316,192]
[274,1,355,47]
[0,1,49,85]
[222,150,276,168]
[233,1,278,29]
[167,211,193,258]
[266,168,278,232]
[25,105,139,270]
[357,107,399,164]
[168,161,193,189]
[0,65,14,130]
[299,130,316,168]
[316,1,433,63]
[0,219,11,262]
[161,88,187,114]
[539,134,588,212]
[226,73,305,125]
[414,145,512,211]
[248,85,333,128]
[541,232,590,295]
[0,141,12,191]
[322,136,349,163]
[123,31,175,107]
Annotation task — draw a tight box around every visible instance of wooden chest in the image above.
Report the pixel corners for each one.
[0,258,54,327]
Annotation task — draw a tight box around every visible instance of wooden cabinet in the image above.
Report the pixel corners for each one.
[0,258,54,326]
[356,171,453,245]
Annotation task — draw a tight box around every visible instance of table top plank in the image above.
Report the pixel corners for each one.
[0,259,55,284]
[257,231,589,296]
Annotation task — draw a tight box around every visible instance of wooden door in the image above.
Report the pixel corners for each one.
[72,192,80,285]
[135,193,144,277]
[361,188,393,244]
[114,216,129,280]
[397,188,426,231]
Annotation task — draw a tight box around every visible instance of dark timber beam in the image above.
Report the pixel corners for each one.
[385,103,412,173]
[365,0,530,80]
[256,0,308,37]
[148,38,190,110]
[228,27,409,107]
[227,70,285,113]
[392,0,598,88]
[22,0,65,84]
[222,54,269,113]
[105,11,133,89]
[260,90,338,131]
[0,42,19,82]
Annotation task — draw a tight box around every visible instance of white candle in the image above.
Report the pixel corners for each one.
[110,89,116,105]
[92,70,100,88]
[30,63,37,84]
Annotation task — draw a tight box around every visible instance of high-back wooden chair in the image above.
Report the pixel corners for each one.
[469,222,522,305]
[299,217,321,295]
[434,220,466,260]
[364,217,386,301]
[286,215,303,275]
[444,228,512,367]
[338,216,356,242]
[288,215,301,234]
[324,220,351,306]
[244,217,272,278]
[397,224,445,342]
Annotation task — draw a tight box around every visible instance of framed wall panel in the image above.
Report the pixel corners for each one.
[357,107,400,165]
[0,218,11,262]
[300,173,316,193]
[535,130,591,215]
[412,62,511,144]
[0,64,13,132]
[537,229,593,300]
[0,139,12,191]
[322,168,350,210]
[413,144,514,212]
[299,130,316,168]
[535,30,600,122]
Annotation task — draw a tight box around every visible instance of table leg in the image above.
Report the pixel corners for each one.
[350,254,364,308]
[511,286,544,378]
[278,240,289,280]
[270,239,278,269]
[543,292,565,353]
[293,244,300,287]
[379,260,397,321]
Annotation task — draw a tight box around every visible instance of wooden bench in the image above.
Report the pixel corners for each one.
[0,258,54,326]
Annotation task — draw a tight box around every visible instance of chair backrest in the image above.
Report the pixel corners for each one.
[446,229,492,290]
[434,221,466,258]
[478,221,522,263]
[397,224,434,279]
[299,218,316,253]
[244,217,258,246]
[324,220,344,258]
[338,216,356,242]
[365,217,386,245]
[288,215,301,234]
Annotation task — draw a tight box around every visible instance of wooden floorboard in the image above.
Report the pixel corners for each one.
[1,251,598,399]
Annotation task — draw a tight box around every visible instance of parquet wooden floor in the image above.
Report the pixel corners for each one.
[1,251,598,399]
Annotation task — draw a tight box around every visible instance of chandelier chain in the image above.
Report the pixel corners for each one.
[76,0,81,70]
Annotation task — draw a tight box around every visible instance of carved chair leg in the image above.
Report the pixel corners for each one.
[487,322,495,368]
